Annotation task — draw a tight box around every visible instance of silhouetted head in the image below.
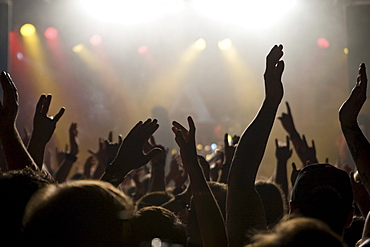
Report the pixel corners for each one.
[255,180,287,228]
[291,163,354,235]
[128,206,187,246]
[22,180,134,246]
[0,167,54,246]
[248,217,346,247]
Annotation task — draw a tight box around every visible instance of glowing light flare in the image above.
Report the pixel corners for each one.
[20,24,36,37]
[90,34,103,46]
[44,27,58,40]
[194,38,206,51]
[317,38,330,49]
[80,0,184,24]
[72,44,84,53]
[218,38,232,50]
[192,0,296,29]
[344,48,349,54]
[197,144,203,150]
[137,45,148,54]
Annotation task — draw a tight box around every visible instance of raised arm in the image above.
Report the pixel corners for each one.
[339,63,370,191]
[271,136,292,199]
[101,119,161,187]
[278,102,318,166]
[146,136,167,192]
[53,123,78,183]
[0,72,38,171]
[173,116,227,247]
[227,45,284,246]
[27,94,65,169]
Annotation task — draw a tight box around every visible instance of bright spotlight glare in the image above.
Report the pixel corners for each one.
[80,0,184,24]
[218,38,232,50]
[20,24,36,37]
[192,0,296,29]
[72,44,84,53]
[194,38,207,51]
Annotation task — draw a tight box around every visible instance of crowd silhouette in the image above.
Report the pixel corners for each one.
[1,44,370,247]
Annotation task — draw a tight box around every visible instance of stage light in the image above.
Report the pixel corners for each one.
[89,34,102,46]
[194,38,206,51]
[218,38,232,50]
[317,38,330,49]
[20,24,36,37]
[16,52,24,60]
[192,0,296,29]
[44,27,58,40]
[80,0,184,24]
[72,44,84,53]
[197,144,203,150]
[137,45,148,54]
[344,48,349,54]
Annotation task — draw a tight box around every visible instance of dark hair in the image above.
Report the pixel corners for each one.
[22,180,134,246]
[291,163,354,235]
[128,206,187,246]
[0,167,54,246]
[255,180,287,228]
[249,217,346,247]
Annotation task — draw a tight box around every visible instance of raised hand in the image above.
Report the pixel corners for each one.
[172,116,227,247]
[28,94,65,169]
[340,63,367,126]
[278,102,297,135]
[101,119,161,187]
[172,117,198,173]
[0,72,18,130]
[32,94,65,144]
[264,44,284,105]
[275,136,293,161]
[69,123,78,156]
[298,135,318,165]
[0,72,37,170]
[290,162,300,186]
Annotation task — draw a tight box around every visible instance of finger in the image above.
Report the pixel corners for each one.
[65,144,68,152]
[53,107,65,122]
[118,135,123,145]
[360,63,367,93]
[276,60,285,80]
[88,149,96,155]
[224,133,229,147]
[1,72,17,107]
[150,135,156,146]
[286,102,291,115]
[41,95,52,115]
[325,157,329,163]
[292,162,297,171]
[187,116,196,137]
[275,138,279,148]
[36,94,46,114]
[172,121,188,134]
[311,140,315,150]
[108,131,113,143]
[145,148,162,163]
[302,135,308,147]
[286,135,290,148]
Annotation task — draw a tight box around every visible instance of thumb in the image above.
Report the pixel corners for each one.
[145,147,162,163]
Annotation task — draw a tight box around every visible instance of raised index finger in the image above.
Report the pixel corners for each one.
[286,102,291,115]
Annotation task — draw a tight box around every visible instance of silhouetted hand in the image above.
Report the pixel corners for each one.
[275,136,292,161]
[340,63,367,127]
[69,123,78,156]
[278,102,297,134]
[172,116,198,174]
[290,162,300,186]
[264,44,284,105]
[31,94,65,144]
[297,135,318,165]
[0,72,18,132]
[102,119,161,186]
